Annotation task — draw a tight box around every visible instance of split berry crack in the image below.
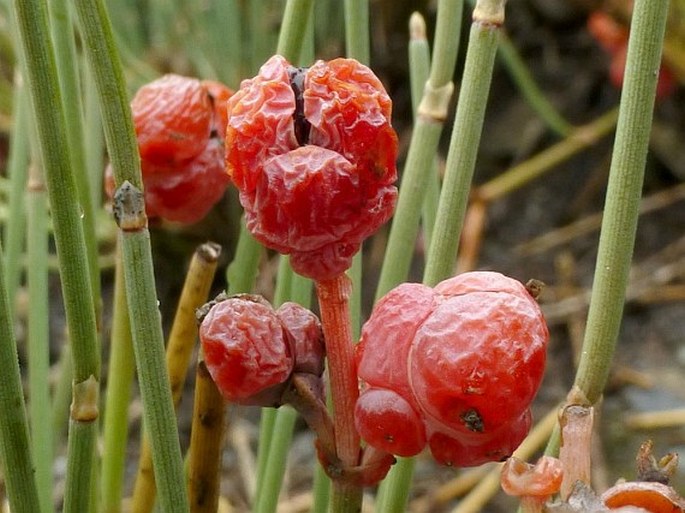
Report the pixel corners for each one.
[225,55,398,280]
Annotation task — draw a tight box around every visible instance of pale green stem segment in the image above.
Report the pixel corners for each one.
[496,32,573,137]
[69,0,189,509]
[12,1,101,512]
[408,12,441,256]
[375,0,464,301]
[423,1,504,287]
[0,241,42,513]
[100,248,136,513]
[277,0,314,63]
[27,161,54,513]
[48,0,101,317]
[2,82,29,314]
[573,0,670,405]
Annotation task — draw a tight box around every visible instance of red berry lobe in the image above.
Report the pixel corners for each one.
[354,271,549,467]
[199,296,294,406]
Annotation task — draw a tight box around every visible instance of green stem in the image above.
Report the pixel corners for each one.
[423,1,503,287]
[226,221,262,295]
[344,0,369,64]
[2,81,29,315]
[254,407,299,513]
[100,248,136,513]
[375,0,463,300]
[276,0,313,64]
[409,12,440,255]
[70,0,189,508]
[496,31,572,137]
[0,242,42,513]
[48,0,101,317]
[115,184,189,513]
[12,1,101,511]
[573,0,670,404]
[27,161,54,513]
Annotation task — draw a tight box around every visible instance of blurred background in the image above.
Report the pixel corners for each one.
[0,0,684,511]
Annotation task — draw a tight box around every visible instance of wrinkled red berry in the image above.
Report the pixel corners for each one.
[199,294,324,406]
[105,74,234,224]
[354,271,549,466]
[225,55,398,280]
[587,11,675,100]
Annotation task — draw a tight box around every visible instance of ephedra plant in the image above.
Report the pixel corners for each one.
[0,0,681,512]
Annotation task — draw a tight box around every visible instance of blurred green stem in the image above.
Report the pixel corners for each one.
[100,247,135,513]
[573,0,670,404]
[27,159,54,513]
[2,81,29,315]
[374,0,463,301]
[0,248,42,513]
[423,0,503,287]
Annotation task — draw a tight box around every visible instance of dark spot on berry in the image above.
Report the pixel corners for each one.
[461,409,484,432]
[288,65,311,146]
[209,129,219,139]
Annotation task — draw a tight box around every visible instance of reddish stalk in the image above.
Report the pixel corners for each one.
[315,273,361,468]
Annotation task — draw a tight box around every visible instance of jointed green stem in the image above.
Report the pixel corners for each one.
[12,0,101,511]
[375,0,463,301]
[573,0,670,405]
[71,0,189,508]
[423,3,503,287]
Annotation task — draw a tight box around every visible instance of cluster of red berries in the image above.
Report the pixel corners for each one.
[224,55,398,281]
[106,74,233,224]
[198,294,325,407]
[354,271,549,467]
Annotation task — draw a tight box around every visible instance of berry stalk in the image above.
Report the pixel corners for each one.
[315,274,363,508]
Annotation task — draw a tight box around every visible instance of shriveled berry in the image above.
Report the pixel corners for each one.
[199,294,326,407]
[354,271,549,466]
[132,74,213,166]
[199,295,294,406]
[106,74,233,224]
[225,55,398,280]
[140,138,229,223]
[276,301,325,376]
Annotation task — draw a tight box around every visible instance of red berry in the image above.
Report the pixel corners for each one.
[354,271,549,466]
[225,55,398,280]
[132,74,213,166]
[276,301,325,376]
[354,388,426,457]
[200,295,294,406]
[199,295,325,406]
[106,74,234,224]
